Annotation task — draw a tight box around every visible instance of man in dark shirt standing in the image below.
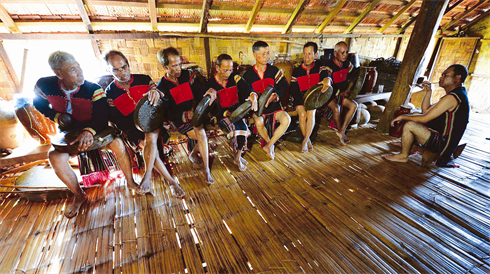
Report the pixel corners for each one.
[242,41,291,159]
[104,50,184,197]
[384,64,470,166]
[157,47,217,185]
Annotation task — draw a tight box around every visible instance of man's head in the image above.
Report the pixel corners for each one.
[439,64,468,90]
[252,41,270,66]
[216,54,234,80]
[49,51,84,89]
[157,47,182,78]
[103,50,131,83]
[333,41,349,63]
[303,42,318,66]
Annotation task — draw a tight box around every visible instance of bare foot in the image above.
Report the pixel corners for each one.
[301,139,309,153]
[137,180,151,195]
[263,144,275,160]
[234,158,247,171]
[382,153,409,163]
[189,151,203,165]
[241,157,249,166]
[169,181,185,198]
[390,141,402,148]
[127,177,140,192]
[205,169,215,185]
[64,194,88,219]
[308,139,313,151]
[336,132,350,146]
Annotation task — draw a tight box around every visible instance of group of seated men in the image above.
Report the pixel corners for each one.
[33,40,469,218]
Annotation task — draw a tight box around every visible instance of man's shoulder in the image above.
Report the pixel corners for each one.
[267,64,280,73]
[35,76,58,88]
[132,73,153,82]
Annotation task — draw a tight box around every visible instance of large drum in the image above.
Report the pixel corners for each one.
[273,54,294,107]
[15,98,56,145]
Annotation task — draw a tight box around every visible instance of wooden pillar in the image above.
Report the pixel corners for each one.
[377,0,450,133]
[203,37,212,77]
[393,37,402,59]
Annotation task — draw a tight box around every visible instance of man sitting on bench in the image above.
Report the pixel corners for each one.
[384,64,469,166]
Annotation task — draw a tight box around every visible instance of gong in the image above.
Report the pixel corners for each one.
[257,85,276,116]
[192,95,215,127]
[229,101,252,123]
[303,83,334,111]
[51,127,117,154]
[346,66,367,100]
[134,95,165,133]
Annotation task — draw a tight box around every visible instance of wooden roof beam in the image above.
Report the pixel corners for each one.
[344,0,381,34]
[0,41,20,92]
[199,0,212,33]
[441,0,488,32]
[74,0,93,33]
[283,0,310,34]
[314,0,348,34]
[377,0,417,33]
[397,0,464,34]
[245,0,264,33]
[0,3,20,33]
[148,0,157,31]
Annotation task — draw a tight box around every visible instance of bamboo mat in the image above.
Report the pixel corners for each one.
[0,113,489,273]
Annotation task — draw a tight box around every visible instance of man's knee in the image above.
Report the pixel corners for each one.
[108,137,125,153]
[278,111,291,125]
[145,132,158,146]
[48,149,69,165]
[254,116,265,128]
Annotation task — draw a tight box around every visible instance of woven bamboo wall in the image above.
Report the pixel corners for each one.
[466,15,490,111]
[0,57,17,101]
[429,37,478,103]
[350,37,399,59]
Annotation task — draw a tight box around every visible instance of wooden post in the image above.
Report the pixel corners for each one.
[0,40,20,92]
[203,37,211,77]
[377,0,450,133]
[19,48,28,93]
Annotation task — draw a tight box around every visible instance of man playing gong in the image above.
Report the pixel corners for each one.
[290,42,333,152]
[33,51,137,218]
[103,50,184,197]
[207,54,257,171]
[157,47,217,185]
[242,41,291,160]
[323,41,358,145]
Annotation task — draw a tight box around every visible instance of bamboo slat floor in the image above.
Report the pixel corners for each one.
[0,113,489,273]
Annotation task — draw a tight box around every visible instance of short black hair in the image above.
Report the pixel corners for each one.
[102,50,129,66]
[252,41,269,53]
[304,42,318,53]
[448,64,468,83]
[216,54,233,66]
[157,47,180,66]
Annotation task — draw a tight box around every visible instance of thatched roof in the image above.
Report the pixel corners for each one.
[0,0,488,37]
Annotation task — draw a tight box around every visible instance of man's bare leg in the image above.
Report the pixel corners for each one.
[234,148,247,171]
[384,121,431,162]
[337,98,357,145]
[327,99,343,140]
[253,114,270,143]
[304,109,316,152]
[296,106,308,152]
[263,111,291,160]
[152,153,185,198]
[188,128,214,184]
[49,150,87,218]
[107,137,139,191]
[138,132,158,194]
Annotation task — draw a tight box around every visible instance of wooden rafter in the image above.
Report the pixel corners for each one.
[283,0,310,34]
[245,0,264,33]
[199,0,212,33]
[441,0,488,32]
[0,41,20,92]
[74,0,93,33]
[148,0,157,31]
[0,3,20,33]
[314,0,348,34]
[377,0,417,33]
[344,0,381,34]
[461,8,490,31]
[398,0,464,34]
